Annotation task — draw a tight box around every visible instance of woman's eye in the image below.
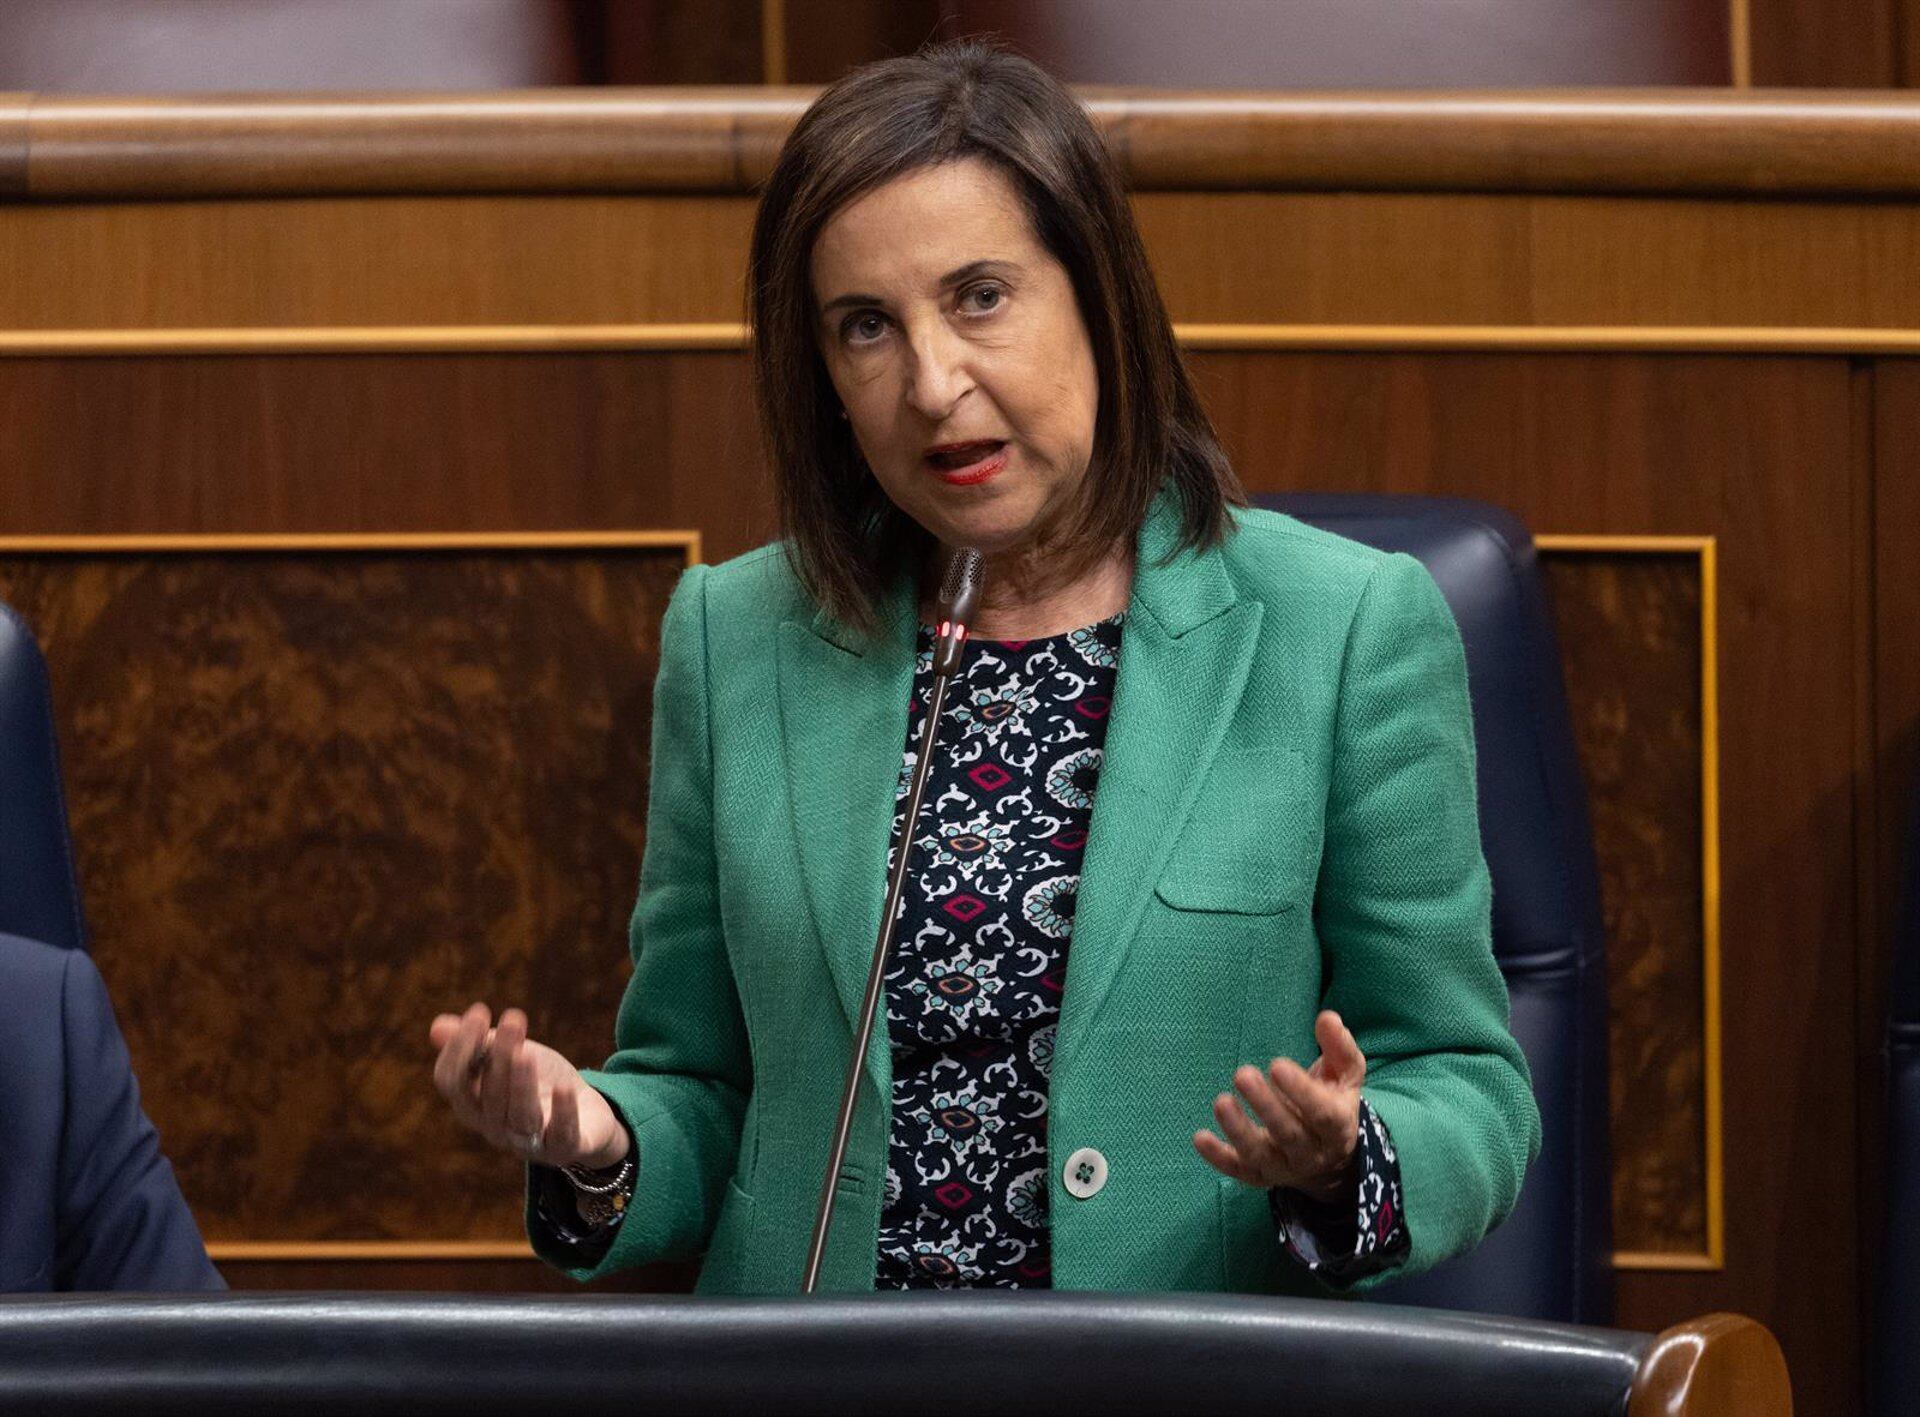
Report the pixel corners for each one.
[961,283,1005,314]
[842,312,888,345]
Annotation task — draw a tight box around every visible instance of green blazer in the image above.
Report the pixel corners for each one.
[532,495,1541,1296]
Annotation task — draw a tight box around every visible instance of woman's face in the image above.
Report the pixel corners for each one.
[809,157,1101,561]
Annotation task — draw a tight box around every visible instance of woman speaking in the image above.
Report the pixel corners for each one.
[429,41,1540,1296]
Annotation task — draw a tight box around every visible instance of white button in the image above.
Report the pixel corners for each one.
[1062,1146,1108,1199]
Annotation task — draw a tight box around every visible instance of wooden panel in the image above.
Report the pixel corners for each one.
[0,197,758,330]
[0,93,23,199]
[1188,350,1857,1415]
[17,92,1920,201]
[1541,552,1709,1258]
[1863,360,1920,1319]
[1748,0,1897,84]
[780,0,943,84]
[0,335,1871,1404]
[1523,198,1920,329]
[954,0,1732,86]
[0,353,775,562]
[597,0,765,85]
[0,544,686,1245]
[1136,193,1920,330]
[11,191,1920,335]
[1873,362,1920,936]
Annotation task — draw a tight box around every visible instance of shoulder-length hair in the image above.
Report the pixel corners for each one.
[748,39,1243,634]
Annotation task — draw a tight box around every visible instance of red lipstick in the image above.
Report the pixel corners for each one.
[923,440,1009,487]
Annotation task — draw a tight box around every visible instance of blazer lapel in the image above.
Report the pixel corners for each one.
[1055,501,1262,1082]
[775,584,918,1090]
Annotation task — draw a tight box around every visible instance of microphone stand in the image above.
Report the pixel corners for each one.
[801,551,982,1294]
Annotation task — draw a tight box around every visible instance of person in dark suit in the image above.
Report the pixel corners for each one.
[0,930,223,1292]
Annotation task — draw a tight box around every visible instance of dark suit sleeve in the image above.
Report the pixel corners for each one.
[53,949,224,1292]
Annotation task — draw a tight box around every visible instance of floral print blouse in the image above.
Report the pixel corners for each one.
[874,613,1411,1289]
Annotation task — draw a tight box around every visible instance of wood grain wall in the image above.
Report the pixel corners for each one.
[0,545,687,1253]
[1,92,1914,1415]
[1542,551,1711,1260]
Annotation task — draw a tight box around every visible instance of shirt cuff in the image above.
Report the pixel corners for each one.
[1269,1097,1411,1285]
[526,1115,637,1262]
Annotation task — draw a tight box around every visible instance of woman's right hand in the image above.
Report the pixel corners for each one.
[429,1002,628,1170]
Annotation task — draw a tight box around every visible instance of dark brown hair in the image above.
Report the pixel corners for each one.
[748,39,1243,633]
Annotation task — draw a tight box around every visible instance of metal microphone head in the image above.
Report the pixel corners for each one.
[931,549,985,676]
[937,548,985,627]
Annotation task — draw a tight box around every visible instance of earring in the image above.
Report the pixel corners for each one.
[837,408,849,421]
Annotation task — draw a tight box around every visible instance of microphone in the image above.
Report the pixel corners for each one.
[802,547,985,1294]
[931,548,984,675]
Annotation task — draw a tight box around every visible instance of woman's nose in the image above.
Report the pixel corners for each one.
[903,324,974,420]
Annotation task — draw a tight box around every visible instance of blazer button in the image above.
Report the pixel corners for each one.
[1062,1147,1108,1199]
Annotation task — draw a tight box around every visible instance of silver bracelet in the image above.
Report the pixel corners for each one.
[561,1153,635,1228]
[562,1155,635,1195]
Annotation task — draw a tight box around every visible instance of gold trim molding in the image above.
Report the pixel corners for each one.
[8,323,1920,358]
[1173,325,1920,354]
[0,326,750,356]
[210,1240,535,1262]
[1537,534,1724,1274]
[0,528,703,563]
[760,0,788,86]
[1729,0,1752,88]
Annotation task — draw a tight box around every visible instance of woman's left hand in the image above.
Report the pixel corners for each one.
[1193,1009,1367,1204]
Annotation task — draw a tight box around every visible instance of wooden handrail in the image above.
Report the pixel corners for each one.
[1629,1312,1792,1416]
[7,88,1920,200]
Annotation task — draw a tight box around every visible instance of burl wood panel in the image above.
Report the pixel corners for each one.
[1541,552,1708,1257]
[0,548,685,1243]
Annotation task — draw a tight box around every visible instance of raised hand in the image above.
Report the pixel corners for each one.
[1193,1009,1366,1203]
[429,1002,627,1171]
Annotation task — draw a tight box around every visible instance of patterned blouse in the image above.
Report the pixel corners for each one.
[873,614,1411,1289]
[535,613,1413,1289]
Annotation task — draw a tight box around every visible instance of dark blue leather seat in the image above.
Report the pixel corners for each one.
[1873,776,1920,1416]
[1255,493,1613,1324]
[0,598,88,951]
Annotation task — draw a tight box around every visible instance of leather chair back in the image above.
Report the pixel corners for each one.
[1873,775,1920,1415]
[1256,493,1613,1323]
[0,598,87,951]
[0,1293,1677,1416]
